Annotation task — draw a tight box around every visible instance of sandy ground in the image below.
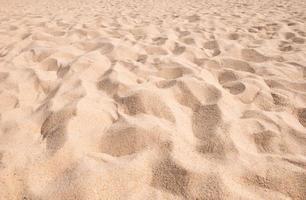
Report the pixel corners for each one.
[0,0,306,199]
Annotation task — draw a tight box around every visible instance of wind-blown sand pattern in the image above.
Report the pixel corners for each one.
[0,0,306,199]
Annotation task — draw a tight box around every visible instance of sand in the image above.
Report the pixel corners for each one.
[0,0,306,199]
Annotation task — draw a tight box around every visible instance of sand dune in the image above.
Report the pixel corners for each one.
[0,0,306,199]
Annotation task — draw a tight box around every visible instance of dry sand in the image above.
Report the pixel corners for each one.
[0,0,306,199]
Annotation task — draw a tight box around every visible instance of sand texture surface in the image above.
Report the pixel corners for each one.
[0,0,306,199]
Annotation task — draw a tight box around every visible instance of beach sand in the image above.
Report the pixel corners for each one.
[0,0,306,199]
